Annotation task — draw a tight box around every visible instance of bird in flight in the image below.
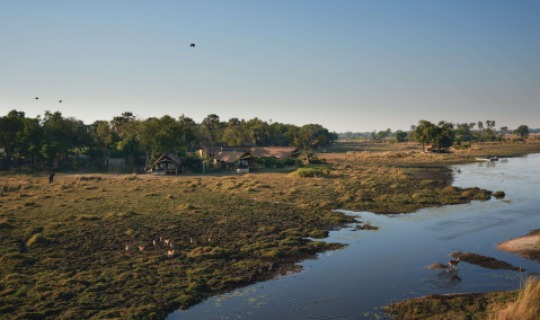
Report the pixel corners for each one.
[190,43,195,47]
[35,97,39,100]
[59,100,62,103]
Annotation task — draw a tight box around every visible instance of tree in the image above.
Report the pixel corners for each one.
[395,130,407,142]
[477,121,484,131]
[178,114,198,152]
[246,118,270,146]
[376,128,392,142]
[221,118,251,146]
[152,115,184,158]
[201,114,221,157]
[268,122,289,146]
[0,110,26,169]
[41,111,78,169]
[434,121,454,150]
[486,120,496,130]
[514,125,530,139]
[90,120,117,169]
[414,120,437,151]
[138,117,161,165]
[454,123,473,143]
[19,116,44,169]
[294,124,336,151]
[112,112,141,166]
[414,120,456,151]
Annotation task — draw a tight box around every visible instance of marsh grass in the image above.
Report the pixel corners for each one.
[385,291,519,320]
[385,277,540,320]
[489,277,540,320]
[0,174,355,319]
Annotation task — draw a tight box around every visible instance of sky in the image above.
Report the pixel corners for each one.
[1,0,539,132]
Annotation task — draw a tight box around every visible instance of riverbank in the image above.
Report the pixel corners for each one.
[497,230,540,262]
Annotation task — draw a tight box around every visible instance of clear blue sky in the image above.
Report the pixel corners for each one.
[1,0,539,132]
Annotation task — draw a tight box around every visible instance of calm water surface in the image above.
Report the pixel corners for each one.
[168,154,540,319]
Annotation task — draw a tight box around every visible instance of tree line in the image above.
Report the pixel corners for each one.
[0,110,338,171]
[340,120,532,149]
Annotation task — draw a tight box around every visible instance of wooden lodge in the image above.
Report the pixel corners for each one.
[215,151,253,173]
[151,153,183,175]
[247,146,299,160]
[196,145,300,172]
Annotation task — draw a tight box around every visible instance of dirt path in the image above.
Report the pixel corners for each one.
[497,232,540,262]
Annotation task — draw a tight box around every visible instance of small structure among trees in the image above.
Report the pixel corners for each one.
[215,151,252,172]
[151,153,183,175]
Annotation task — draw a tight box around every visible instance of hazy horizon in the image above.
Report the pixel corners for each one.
[2,1,539,132]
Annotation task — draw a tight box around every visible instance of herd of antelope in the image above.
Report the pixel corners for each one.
[124,233,214,258]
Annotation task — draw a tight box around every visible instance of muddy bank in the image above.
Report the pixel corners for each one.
[385,291,518,320]
[497,230,540,262]
[450,251,523,271]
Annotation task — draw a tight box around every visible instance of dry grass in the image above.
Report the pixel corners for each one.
[489,277,540,320]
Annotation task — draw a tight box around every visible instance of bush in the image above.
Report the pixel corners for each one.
[264,158,277,168]
[493,191,506,199]
[290,165,331,178]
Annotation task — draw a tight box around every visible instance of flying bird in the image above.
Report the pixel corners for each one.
[190,43,195,47]
[35,97,39,100]
[59,100,62,103]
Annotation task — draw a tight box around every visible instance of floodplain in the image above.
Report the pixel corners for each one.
[1,141,540,319]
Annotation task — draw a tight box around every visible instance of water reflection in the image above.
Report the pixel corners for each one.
[425,270,462,289]
[168,154,540,320]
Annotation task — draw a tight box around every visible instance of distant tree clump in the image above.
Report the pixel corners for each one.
[514,125,530,139]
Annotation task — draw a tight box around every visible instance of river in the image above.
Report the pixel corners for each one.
[168,153,540,319]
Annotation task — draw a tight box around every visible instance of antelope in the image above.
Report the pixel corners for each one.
[169,241,174,248]
[448,257,461,270]
[125,245,131,251]
[167,249,175,258]
[164,239,170,246]
[207,231,214,243]
[152,240,157,246]
[190,237,194,245]
[138,245,145,252]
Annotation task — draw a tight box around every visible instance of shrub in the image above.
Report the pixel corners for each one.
[264,158,277,168]
[493,191,506,199]
[289,165,331,178]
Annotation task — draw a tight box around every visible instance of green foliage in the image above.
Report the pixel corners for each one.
[514,125,530,139]
[414,120,454,151]
[1,110,337,173]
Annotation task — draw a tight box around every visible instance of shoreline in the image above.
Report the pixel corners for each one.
[497,230,540,262]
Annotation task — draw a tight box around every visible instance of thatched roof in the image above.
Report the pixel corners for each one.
[152,153,182,167]
[249,147,299,159]
[215,151,251,164]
